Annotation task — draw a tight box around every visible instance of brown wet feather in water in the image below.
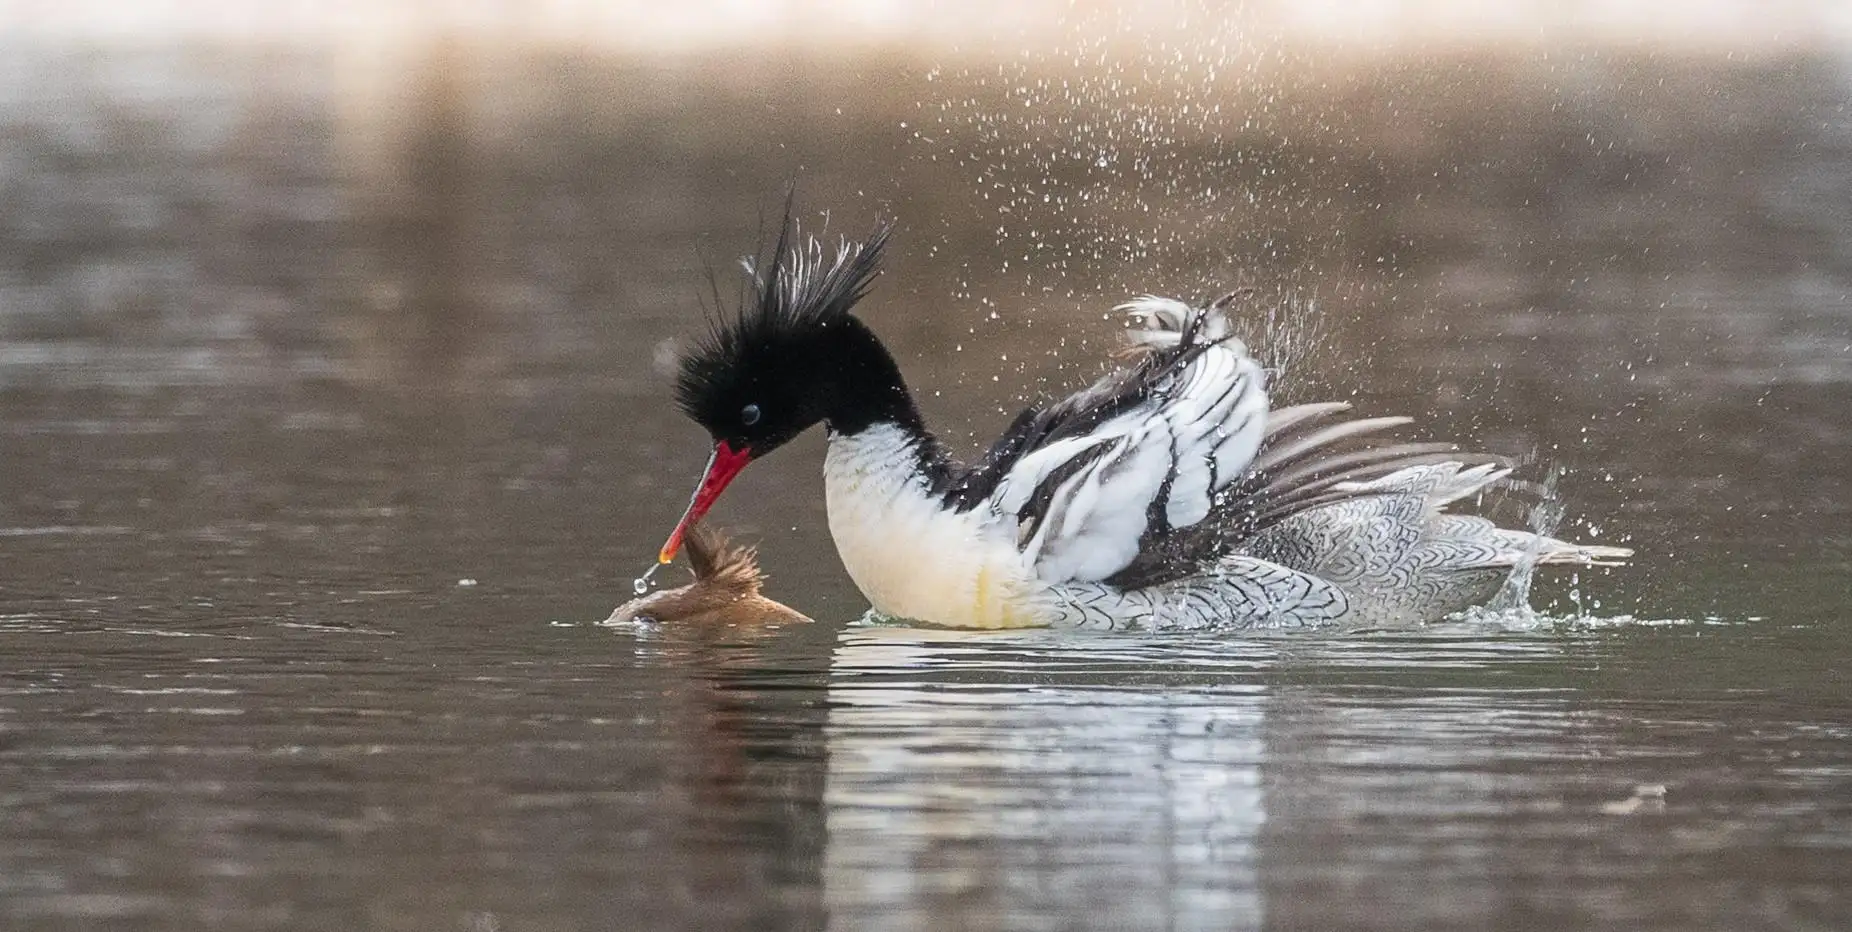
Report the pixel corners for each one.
[604,523,808,628]
[683,522,764,593]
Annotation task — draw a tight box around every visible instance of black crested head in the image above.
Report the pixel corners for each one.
[674,212,919,458]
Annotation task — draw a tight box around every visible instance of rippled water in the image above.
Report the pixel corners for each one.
[2,40,1849,931]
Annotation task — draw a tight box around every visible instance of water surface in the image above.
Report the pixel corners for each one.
[1,41,1849,931]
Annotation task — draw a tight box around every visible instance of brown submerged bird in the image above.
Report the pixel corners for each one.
[605,523,809,628]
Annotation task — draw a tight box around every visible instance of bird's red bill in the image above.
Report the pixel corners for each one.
[658,441,752,564]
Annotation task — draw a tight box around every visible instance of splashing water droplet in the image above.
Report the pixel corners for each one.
[1489,465,1566,620]
[633,563,663,595]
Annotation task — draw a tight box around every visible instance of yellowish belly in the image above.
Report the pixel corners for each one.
[824,443,1047,629]
[840,539,1048,629]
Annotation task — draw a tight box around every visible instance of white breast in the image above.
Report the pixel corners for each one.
[823,425,1050,628]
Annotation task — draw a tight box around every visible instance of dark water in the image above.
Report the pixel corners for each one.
[2,40,1850,931]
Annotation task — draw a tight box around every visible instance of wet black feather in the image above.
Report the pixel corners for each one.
[671,207,914,453]
[674,213,894,424]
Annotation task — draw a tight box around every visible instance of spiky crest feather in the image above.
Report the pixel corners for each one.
[674,213,894,423]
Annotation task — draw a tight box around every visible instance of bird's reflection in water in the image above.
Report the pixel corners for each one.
[608,525,826,928]
[822,627,1274,932]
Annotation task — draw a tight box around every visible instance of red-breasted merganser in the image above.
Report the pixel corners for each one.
[651,216,1630,630]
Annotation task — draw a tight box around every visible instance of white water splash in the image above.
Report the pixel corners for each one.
[1481,464,1566,624]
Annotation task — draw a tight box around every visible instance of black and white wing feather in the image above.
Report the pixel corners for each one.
[982,297,1269,583]
[954,293,1508,592]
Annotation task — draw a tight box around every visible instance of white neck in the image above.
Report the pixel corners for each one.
[822,423,1048,628]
